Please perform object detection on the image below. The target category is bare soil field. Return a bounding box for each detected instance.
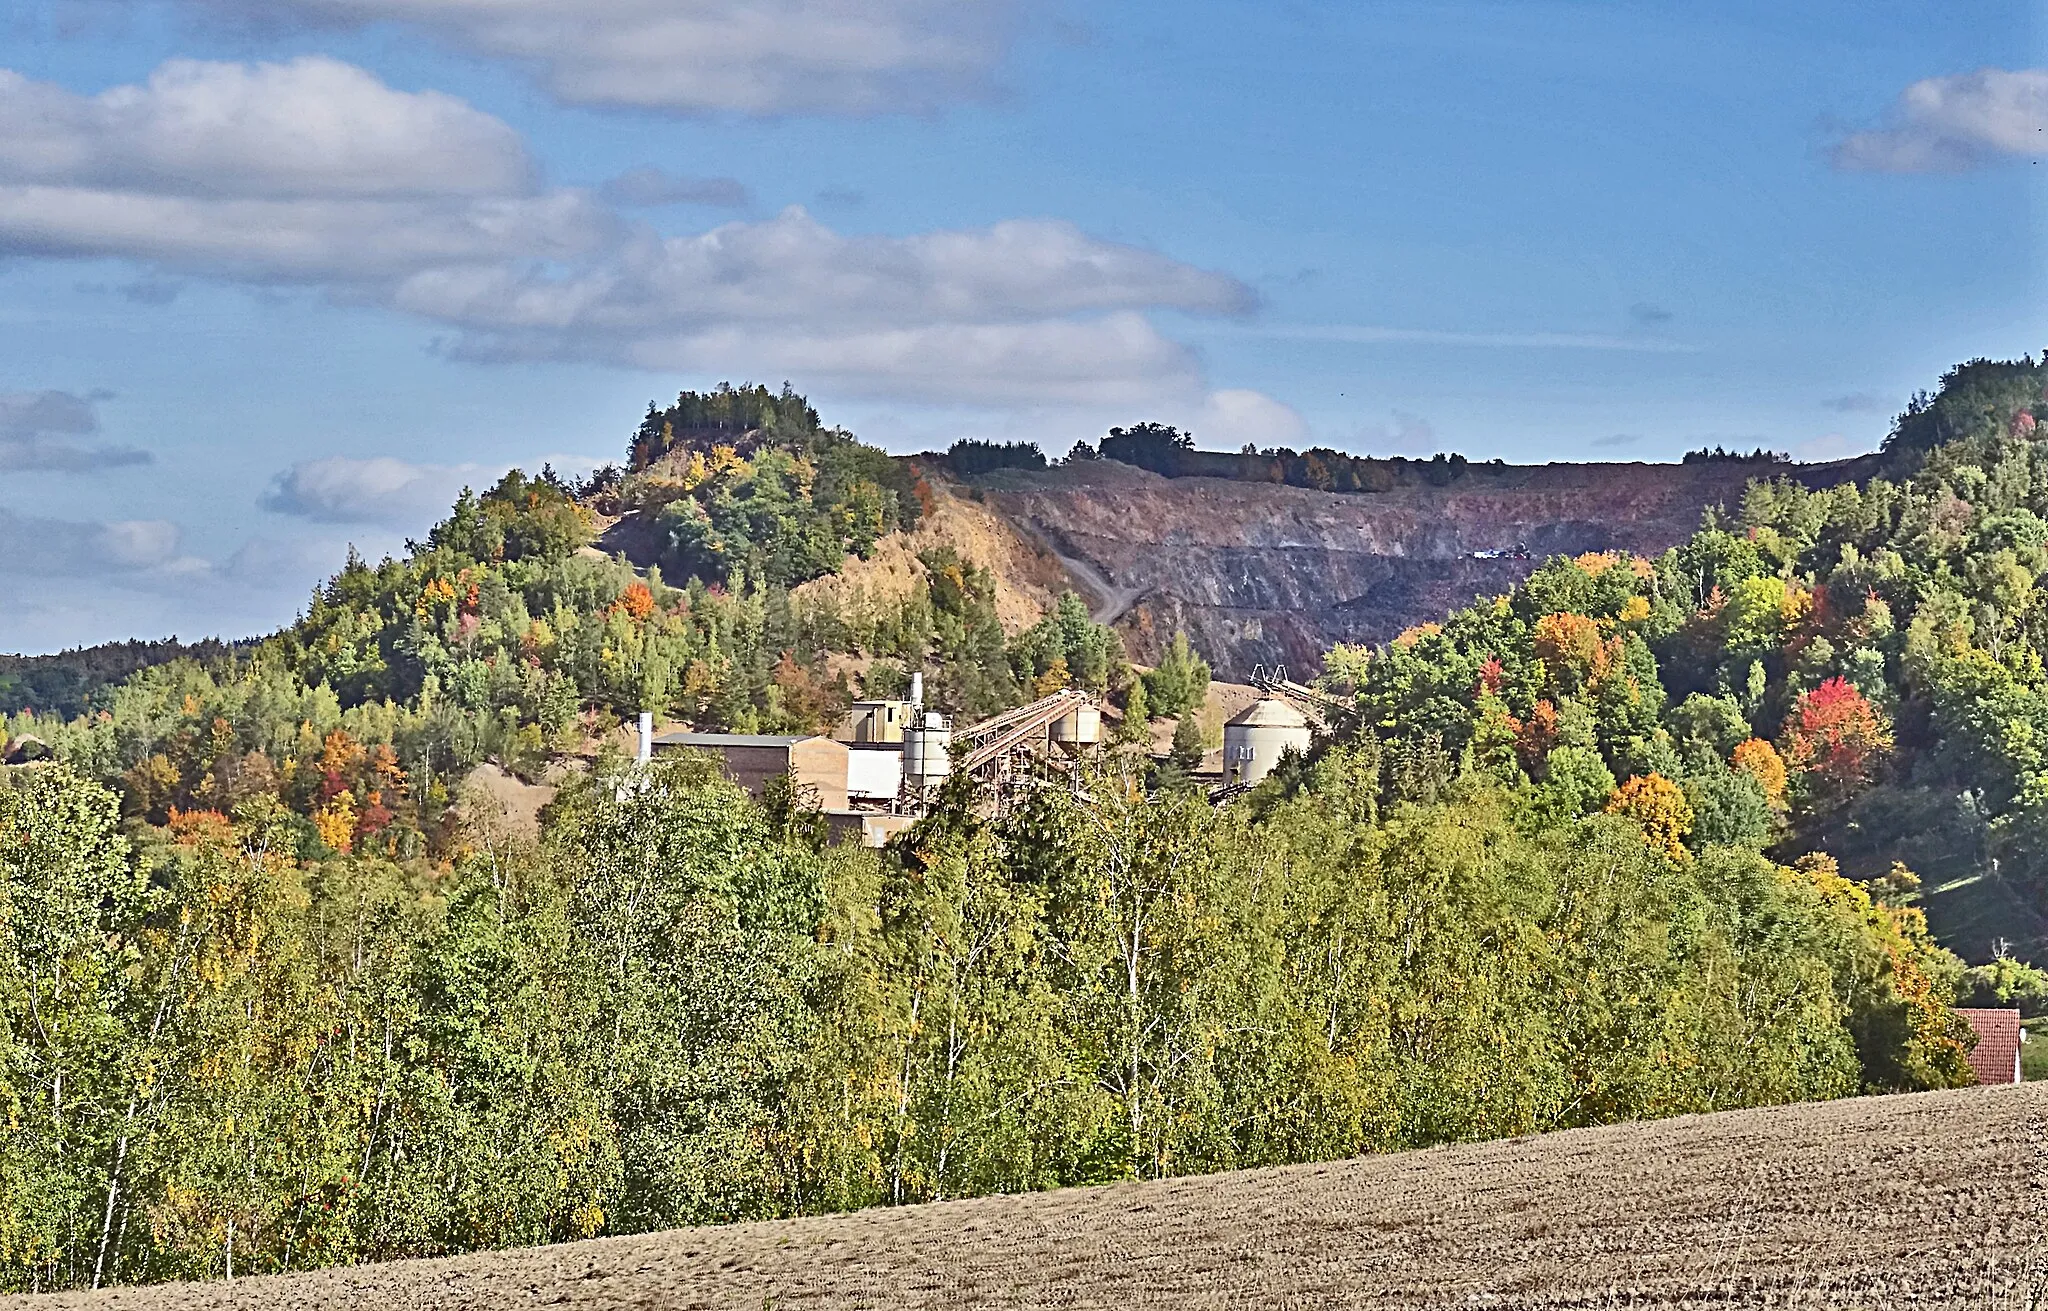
[18,1084,2045,1311]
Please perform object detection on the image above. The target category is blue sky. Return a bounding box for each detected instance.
[1,0,2043,653]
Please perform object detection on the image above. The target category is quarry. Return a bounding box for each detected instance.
[904,454,1877,677]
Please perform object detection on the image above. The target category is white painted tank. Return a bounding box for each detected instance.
[1222,697,1312,787]
[903,711,953,786]
[1049,703,1101,751]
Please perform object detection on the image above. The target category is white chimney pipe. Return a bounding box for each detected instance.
[910,672,924,711]
[637,711,653,764]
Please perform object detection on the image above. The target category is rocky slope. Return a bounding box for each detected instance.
[962,456,1874,677]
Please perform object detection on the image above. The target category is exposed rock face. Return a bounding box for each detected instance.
[969,457,1871,678]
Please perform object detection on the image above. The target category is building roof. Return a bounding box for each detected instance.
[1227,697,1311,729]
[1957,1008,2023,1085]
[652,732,817,749]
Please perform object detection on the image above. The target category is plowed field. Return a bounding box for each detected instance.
[18,1084,2046,1310]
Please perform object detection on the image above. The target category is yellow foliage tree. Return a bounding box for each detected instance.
[1034,656,1073,698]
[1573,551,1621,576]
[313,792,357,854]
[1732,737,1789,809]
[1605,773,1694,860]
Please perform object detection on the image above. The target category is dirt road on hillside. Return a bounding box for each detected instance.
[18,1085,2046,1310]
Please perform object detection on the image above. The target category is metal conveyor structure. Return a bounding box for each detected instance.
[957,687,1096,779]
[1248,664,1362,729]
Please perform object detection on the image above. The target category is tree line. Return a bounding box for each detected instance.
[0,736,1954,1292]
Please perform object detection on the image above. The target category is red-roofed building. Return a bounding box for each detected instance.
[1956,1009,2023,1085]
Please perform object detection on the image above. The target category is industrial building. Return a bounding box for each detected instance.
[650,731,852,811]
[839,700,914,744]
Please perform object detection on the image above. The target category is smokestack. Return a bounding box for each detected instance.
[910,672,924,711]
[637,711,653,765]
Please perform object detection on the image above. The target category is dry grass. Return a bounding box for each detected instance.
[18,1084,2045,1310]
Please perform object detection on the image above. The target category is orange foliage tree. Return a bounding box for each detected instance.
[1515,698,1560,770]
[1531,611,1613,691]
[613,581,656,622]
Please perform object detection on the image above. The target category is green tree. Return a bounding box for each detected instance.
[1144,632,1211,720]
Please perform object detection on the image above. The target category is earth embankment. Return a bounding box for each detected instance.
[20,1083,2043,1310]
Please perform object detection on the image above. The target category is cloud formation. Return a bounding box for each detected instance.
[193,0,1024,116]
[1197,389,1307,449]
[262,455,488,526]
[1834,67,2047,172]
[0,505,199,577]
[0,58,607,282]
[0,56,534,198]
[0,58,1252,408]
[400,208,1252,403]
[0,508,372,654]
[0,389,151,472]
[1353,410,1439,457]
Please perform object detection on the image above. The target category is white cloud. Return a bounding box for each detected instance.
[0,389,150,472]
[1834,67,2048,172]
[635,315,1207,407]
[262,455,489,526]
[0,59,1253,409]
[0,516,366,654]
[1195,389,1307,449]
[0,181,613,284]
[0,57,534,198]
[398,208,1251,404]
[1352,410,1439,457]
[395,209,1250,334]
[192,0,1024,116]
[0,506,201,577]
[0,59,607,283]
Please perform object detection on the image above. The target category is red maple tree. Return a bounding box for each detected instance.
[1781,677,1892,802]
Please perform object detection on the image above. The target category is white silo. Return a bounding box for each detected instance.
[903,710,953,791]
[1222,698,1313,787]
[1049,703,1101,755]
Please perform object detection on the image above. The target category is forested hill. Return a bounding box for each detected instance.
[1,358,2045,1295]
[0,639,239,722]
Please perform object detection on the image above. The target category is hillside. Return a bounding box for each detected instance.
[4,365,2043,1298]
[958,455,1877,677]
[18,1084,2042,1310]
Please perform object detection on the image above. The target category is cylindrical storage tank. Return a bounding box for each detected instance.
[904,712,953,786]
[1222,698,1313,787]
[1049,703,1101,751]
